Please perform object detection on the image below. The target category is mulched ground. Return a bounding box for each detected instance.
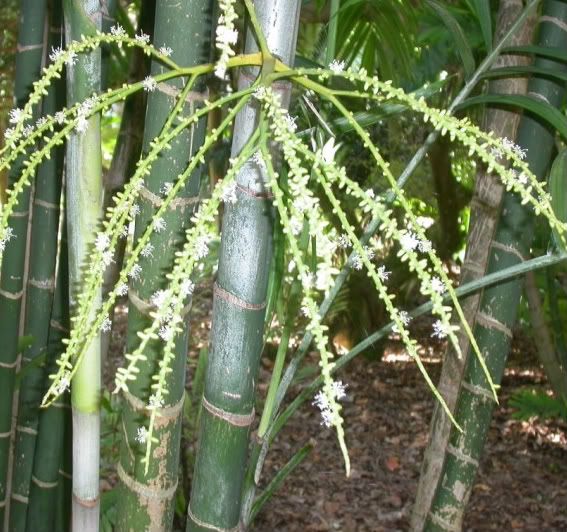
[106,290,567,532]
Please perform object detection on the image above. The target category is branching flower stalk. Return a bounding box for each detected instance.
[42,90,254,407]
[257,88,461,465]
[259,139,351,474]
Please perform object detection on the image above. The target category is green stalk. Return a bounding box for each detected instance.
[0,1,48,528]
[411,1,537,528]
[424,3,567,530]
[9,3,65,529]
[115,1,213,529]
[62,1,102,530]
[186,2,302,530]
[27,224,71,532]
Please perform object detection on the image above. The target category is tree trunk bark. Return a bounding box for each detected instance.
[411,2,536,529]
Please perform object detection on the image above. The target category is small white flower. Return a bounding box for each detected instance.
[36,117,47,128]
[129,264,142,280]
[159,46,173,57]
[159,325,175,342]
[221,182,238,204]
[332,381,347,400]
[352,253,363,270]
[377,265,390,282]
[253,86,268,100]
[180,279,195,297]
[431,319,448,339]
[301,305,310,317]
[289,216,303,236]
[9,108,25,125]
[337,234,350,249]
[430,276,445,293]
[4,128,16,141]
[100,317,112,332]
[320,408,333,427]
[153,217,166,233]
[194,235,209,259]
[365,188,376,199]
[418,238,432,253]
[54,111,65,124]
[135,426,148,444]
[56,370,72,394]
[116,282,128,296]
[135,32,150,45]
[49,46,64,63]
[66,50,78,66]
[75,114,89,134]
[160,182,173,195]
[130,204,141,217]
[313,390,329,411]
[150,289,169,308]
[400,231,419,252]
[284,114,297,132]
[142,76,157,92]
[392,311,411,334]
[102,250,114,268]
[95,233,110,252]
[110,24,126,37]
[148,394,164,409]
[141,243,154,257]
[329,59,346,74]
[23,125,33,136]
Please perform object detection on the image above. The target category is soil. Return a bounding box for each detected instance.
[105,290,567,532]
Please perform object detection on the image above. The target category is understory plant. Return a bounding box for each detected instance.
[0,0,566,530]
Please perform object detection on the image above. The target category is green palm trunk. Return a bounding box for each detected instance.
[101,0,156,362]
[62,0,103,529]
[424,2,567,530]
[27,227,71,532]
[0,0,48,527]
[115,1,212,529]
[187,2,302,530]
[411,2,536,528]
[9,3,65,529]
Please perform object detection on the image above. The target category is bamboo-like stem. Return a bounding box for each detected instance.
[9,1,65,528]
[411,2,537,528]
[27,223,71,532]
[62,1,103,530]
[186,2,301,531]
[424,3,567,530]
[0,1,48,528]
[100,0,156,362]
[115,1,213,529]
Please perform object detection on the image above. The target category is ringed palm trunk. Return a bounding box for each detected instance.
[411,2,536,529]
[27,228,71,532]
[423,2,567,530]
[100,0,156,362]
[186,2,302,530]
[115,1,213,529]
[0,0,48,527]
[9,3,65,529]
[63,0,103,529]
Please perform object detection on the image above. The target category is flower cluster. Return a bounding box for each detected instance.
[313,381,348,427]
[214,0,238,78]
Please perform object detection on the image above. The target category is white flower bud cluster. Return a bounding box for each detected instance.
[214,0,238,79]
